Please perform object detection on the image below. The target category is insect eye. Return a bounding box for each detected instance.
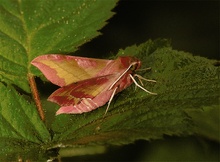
[130,63,138,71]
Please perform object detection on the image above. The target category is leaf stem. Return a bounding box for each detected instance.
[28,73,45,121]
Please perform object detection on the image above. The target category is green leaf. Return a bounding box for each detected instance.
[185,105,220,142]
[0,0,118,160]
[0,0,117,92]
[50,39,219,148]
[0,0,218,159]
[0,83,50,160]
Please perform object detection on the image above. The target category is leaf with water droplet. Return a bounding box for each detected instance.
[0,0,118,160]
[0,0,118,92]
[0,83,50,159]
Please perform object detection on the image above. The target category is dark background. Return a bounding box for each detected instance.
[64,0,219,161]
[76,0,219,59]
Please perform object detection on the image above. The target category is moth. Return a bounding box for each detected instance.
[31,55,156,115]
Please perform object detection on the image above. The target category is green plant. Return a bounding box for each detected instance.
[0,1,219,161]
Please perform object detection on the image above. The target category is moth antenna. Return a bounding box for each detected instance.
[129,74,157,95]
[104,87,118,116]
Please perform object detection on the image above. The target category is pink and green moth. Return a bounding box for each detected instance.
[31,55,156,115]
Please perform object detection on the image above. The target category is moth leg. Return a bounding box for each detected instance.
[104,87,118,115]
[136,67,152,72]
[129,74,157,95]
[133,74,156,92]
[134,74,157,83]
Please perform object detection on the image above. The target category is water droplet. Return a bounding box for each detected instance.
[95,126,101,131]
[66,20,68,24]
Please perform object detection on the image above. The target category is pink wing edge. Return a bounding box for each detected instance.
[31,54,113,87]
[55,90,114,115]
[46,74,118,115]
[31,55,69,87]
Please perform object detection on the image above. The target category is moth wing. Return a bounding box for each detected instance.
[31,54,113,87]
[56,90,115,115]
[48,74,119,107]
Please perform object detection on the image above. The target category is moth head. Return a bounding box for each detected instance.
[130,59,141,71]
[119,56,141,71]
